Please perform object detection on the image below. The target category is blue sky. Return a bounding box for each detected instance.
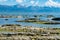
[0,0,60,7]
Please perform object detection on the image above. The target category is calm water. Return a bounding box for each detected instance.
[0,12,60,16]
[0,12,60,28]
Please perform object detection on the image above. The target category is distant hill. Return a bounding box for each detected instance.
[0,5,60,12]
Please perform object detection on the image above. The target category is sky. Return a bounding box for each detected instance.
[0,0,60,7]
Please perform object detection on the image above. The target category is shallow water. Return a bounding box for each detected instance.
[0,12,60,28]
[0,18,60,28]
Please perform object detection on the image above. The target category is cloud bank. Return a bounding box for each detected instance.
[0,0,60,7]
[16,0,60,7]
[16,0,42,7]
[16,0,23,3]
[45,0,60,7]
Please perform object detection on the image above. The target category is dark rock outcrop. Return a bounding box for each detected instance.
[52,18,60,21]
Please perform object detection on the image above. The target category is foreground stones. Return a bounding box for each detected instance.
[0,24,60,40]
[0,36,60,40]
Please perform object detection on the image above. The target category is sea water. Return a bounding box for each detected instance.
[0,12,60,28]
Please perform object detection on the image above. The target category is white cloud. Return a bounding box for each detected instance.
[33,1,40,6]
[16,0,23,3]
[28,1,41,7]
[45,0,60,7]
[16,0,36,7]
[30,0,35,4]
[16,0,44,7]
[0,0,7,2]
[16,0,60,7]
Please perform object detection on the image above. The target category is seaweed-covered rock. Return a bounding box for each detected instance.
[52,18,60,21]
[1,24,21,27]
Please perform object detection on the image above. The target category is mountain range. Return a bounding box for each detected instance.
[0,4,60,12]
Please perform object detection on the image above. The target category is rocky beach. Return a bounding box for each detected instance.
[0,24,60,40]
